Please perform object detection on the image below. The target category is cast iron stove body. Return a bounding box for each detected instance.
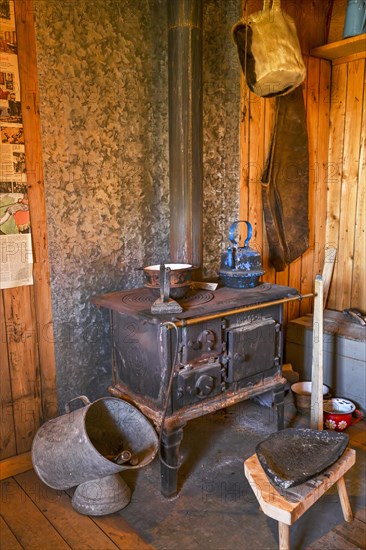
[92,283,299,497]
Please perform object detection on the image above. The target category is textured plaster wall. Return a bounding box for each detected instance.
[34,0,240,410]
[202,0,241,278]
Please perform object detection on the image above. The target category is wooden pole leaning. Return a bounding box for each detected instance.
[310,274,324,430]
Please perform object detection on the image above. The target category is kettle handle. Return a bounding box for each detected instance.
[229,220,252,247]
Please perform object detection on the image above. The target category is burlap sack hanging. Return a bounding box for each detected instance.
[232,0,306,98]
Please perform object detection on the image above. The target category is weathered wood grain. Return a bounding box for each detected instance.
[313,59,331,282]
[14,0,58,420]
[0,516,22,550]
[16,470,118,550]
[262,96,276,285]
[0,452,32,481]
[0,292,16,460]
[2,286,42,453]
[335,58,364,311]
[351,62,366,310]
[300,57,320,316]
[326,62,348,310]
[0,477,70,548]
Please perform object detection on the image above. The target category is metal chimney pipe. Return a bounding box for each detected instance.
[168,0,203,274]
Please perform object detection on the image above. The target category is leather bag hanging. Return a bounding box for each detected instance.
[261,88,309,271]
[232,0,306,98]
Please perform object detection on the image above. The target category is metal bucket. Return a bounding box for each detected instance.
[32,396,158,490]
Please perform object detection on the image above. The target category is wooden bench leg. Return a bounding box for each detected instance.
[337,476,353,522]
[278,522,290,550]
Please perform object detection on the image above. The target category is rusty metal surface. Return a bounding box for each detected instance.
[168,0,203,269]
[99,285,292,421]
[92,283,299,319]
[109,375,287,430]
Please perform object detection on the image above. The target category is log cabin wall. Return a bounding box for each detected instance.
[238,0,365,321]
[0,1,57,466]
[325,55,365,312]
[239,54,332,323]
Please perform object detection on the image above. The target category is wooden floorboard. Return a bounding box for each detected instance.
[15,470,118,549]
[307,506,366,550]
[0,469,155,549]
[0,477,70,549]
[355,507,366,523]
[3,470,364,550]
[0,515,23,549]
[1,420,364,549]
[333,517,366,549]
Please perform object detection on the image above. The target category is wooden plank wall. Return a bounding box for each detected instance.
[326,56,365,311]
[0,0,57,463]
[239,1,366,319]
[239,56,331,322]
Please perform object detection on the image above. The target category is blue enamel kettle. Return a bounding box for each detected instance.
[218,220,265,289]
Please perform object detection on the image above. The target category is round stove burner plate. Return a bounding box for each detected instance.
[254,283,273,292]
[180,290,215,308]
[120,288,214,310]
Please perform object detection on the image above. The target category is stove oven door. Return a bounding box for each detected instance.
[227,318,280,383]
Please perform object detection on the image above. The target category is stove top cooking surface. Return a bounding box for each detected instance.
[92,283,299,320]
[121,288,215,309]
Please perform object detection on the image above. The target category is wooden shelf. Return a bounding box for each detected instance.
[310,33,366,61]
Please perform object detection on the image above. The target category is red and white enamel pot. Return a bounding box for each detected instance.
[323,398,363,432]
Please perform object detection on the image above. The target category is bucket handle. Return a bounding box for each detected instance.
[65,395,91,414]
[229,220,252,248]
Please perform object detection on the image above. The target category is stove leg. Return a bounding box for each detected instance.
[160,424,185,498]
[273,385,285,430]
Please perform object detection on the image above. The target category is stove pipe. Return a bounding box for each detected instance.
[168,0,203,275]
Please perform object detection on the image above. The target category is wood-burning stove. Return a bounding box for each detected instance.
[92,282,302,497]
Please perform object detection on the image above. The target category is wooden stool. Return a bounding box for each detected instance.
[244,447,356,550]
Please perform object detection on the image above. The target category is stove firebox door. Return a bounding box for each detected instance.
[227,318,280,382]
[181,320,222,364]
[173,362,222,409]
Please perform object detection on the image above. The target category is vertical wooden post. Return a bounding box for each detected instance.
[14,0,58,420]
[311,274,324,430]
[168,0,203,272]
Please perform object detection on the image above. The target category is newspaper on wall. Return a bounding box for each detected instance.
[0,183,33,288]
[0,0,33,289]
